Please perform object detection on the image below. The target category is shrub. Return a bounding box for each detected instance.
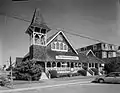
[49,70,57,78]
[57,72,73,77]
[77,69,87,76]
[90,68,99,75]
[71,72,79,76]
[14,61,43,81]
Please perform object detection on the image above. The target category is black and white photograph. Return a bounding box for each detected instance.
[0,0,120,93]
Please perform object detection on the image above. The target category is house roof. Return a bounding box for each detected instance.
[30,45,79,62]
[77,50,105,63]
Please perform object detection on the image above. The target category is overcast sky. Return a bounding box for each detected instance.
[0,0,120,66]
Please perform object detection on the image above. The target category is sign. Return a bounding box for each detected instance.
[56,55,79,60]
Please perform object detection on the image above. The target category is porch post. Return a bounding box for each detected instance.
[51,62,52,70]
[56,62,57,70]
[88,63,89,70]
[81,63,83,69]
[45,62,47,73]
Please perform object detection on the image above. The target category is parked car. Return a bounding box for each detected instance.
[92,72,120,84]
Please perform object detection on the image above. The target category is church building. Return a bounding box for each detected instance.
[16,8,105,76]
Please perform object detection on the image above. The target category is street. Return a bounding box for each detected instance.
[1,77,120,93]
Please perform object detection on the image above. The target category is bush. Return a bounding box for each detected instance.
[90,68,99,75]
[49,70,57,78]
[77,69,87,76]
[71,72,79,76]
[14,61,43,81]
[57,72,73,77]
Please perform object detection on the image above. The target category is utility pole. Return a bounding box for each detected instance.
[10,56,13,87]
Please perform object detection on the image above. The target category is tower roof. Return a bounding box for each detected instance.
[31,8,45,26]
[26,8,50,34]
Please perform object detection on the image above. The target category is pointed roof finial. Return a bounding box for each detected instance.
[31,8,45,26]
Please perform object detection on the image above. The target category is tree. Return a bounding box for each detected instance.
[14,60,43,81]
[104,61,120,74]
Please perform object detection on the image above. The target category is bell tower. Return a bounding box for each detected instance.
[25,8,50,46]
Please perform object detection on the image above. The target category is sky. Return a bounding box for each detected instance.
[0,0,120,66]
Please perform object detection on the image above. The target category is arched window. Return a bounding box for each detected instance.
[56,42,59,49]
[35,27,40,32]
[52,42,56,49]
[57,62,61,67]
[67,62,70,67]
[78,63,81,67]
[52,62,56,67]
[64,44,68,50]
[71,62,74,68]
[47,62,51,67]
[60,42,63,50]
[75,63,78,67]
[35,34,40,44]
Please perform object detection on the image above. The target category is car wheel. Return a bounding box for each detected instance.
[98,79,104,83]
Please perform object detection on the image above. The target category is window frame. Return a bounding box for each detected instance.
[51,42,68,52]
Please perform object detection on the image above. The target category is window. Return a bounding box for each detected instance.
[93,45,97,50]
[102,52,107,58]
[52,42,56,49]
[75,63,78,67]
[78,63,81,67]
[108,52,113,58]
[89,63,91,67]
[60,42,63,50]
[64,44,68,50]
[102,44,106,50]
[57,62,61,67]
[67,62,70,67]
[113,52,116,57]
[51,42,68,52]
[107,73,116,77]
[110,45,112,50]
[41,29,46,34]
[56,42,59,49]
[92,63,94,67]
[35,34,41,45]
[112,45,115,50]
[95,52,99,57]
[35,27,40,32]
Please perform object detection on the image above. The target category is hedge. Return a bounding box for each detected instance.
[77,69,87,76]
[49,70,57,78]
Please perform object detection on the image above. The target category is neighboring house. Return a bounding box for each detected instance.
[77,49,105,74]
[77,43,118,59]
[16,8,105,75]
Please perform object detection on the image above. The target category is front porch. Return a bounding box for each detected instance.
[43,61,104,75]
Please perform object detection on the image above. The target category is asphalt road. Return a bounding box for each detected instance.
[1,77,120,93]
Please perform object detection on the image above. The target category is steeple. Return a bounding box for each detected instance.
[26,8,50,46]
[31,8,45,26]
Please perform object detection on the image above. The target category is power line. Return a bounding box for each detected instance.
[0,12,119,46]
[0,12,31,22]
